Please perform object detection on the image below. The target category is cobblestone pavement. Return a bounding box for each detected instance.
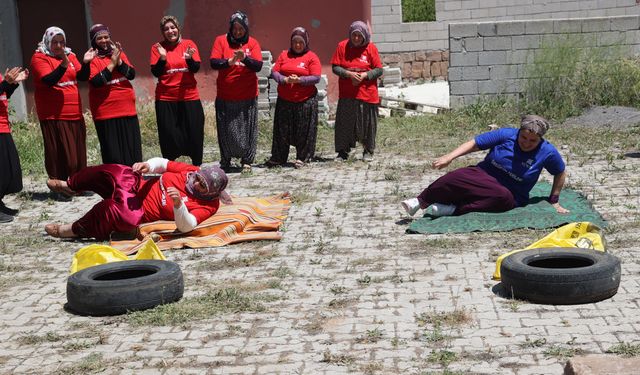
[1,147,639,374]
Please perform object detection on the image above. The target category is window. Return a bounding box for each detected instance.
[402,0,436,22]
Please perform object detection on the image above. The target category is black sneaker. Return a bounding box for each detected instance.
[0,211,14,223]
[0,201,18,216]
[334,151,349,161]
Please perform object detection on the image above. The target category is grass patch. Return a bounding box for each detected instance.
[194,250,278,271]
[52,353,107,375]
[606,342,640,357]
[125,287,267,326]
[17,332,63,345]
[321,349,356,366]
[415,308,473,328]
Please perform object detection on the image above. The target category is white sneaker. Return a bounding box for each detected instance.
[429,203,456,217]
[401,198,421,216]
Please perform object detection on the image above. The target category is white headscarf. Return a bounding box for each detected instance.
[37,26,72,56]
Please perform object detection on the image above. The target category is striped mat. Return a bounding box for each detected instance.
[111,193,291,254]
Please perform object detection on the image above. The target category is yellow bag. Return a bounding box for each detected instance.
[492,222,605,280]
[70,239,166,274]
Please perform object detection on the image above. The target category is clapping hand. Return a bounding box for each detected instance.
[83,48,97,63]
[285,74,301,84]
[184,46,196,59]
[4,67,29,84]
[132,162,150,174]
[155,43,167,59]
[111,42,122,65]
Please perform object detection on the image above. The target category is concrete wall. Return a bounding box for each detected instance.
[0,0,27,121]
[448,15,640,108]
[372,0,640,53]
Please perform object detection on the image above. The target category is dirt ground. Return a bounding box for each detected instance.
[1,109,640,374]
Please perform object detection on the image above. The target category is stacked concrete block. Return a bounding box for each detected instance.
[257,51,273,116]
[448,15,640,108]
[382,67,402,87]
[316,74,329,121]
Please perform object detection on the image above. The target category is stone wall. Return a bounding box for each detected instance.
[448,15,640,108]
[371,0,640,53]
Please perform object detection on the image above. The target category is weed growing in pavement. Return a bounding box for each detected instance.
[194,250,278,271]
[355,327,384,344]
[17,332,63,345]
[328,297,358,309]
[415,308,473,328]
[360,361,384,374]
[606,342,640,357]
[543,344,583,359]
[62,340,97,352]
[519,337,547,348]
[321,349,356,367]
[124,287,268,326]
[270,266,294,279]
[427,349,458,366]
[52,353,109,375]
[290,190,316,204]
[330,285,348,295]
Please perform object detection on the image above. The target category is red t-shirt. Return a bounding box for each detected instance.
[210,35,262,101]
[330,40,382,104]
[149,39,201,101]
[139,161,219,223]
[0,74,10,133]
[272,50,321,103]
[89,52,137,120]
[30,52,83,120]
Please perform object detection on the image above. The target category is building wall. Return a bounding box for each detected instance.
[371,0,640,82]
[0,0,28,121]
[448,15,640,108]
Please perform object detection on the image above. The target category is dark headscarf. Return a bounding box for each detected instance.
[289,27,309,56]
[348,20,370,48]
[160,15,182,44]
[520,115,550,137]
[185,165,229,201]
[89,24,113,57]
[227,11,249,46]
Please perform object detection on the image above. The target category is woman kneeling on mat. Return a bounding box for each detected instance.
[44,158,232,240]
[401,115,569,217]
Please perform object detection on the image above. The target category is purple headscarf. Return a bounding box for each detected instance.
[348,20,370,48]
[89,24,113,57]
[185,165,229,201]
[227,11,249,45]
[289,27,310,55]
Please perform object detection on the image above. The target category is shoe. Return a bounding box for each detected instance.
[401,198,421,216]
[265,159,282,168]
[242,164,252,173]
[294,160,305,169]
[0,211,14,223]
[335,151,349,161]
[44,223,77,238]
[0,201,18,216]
[51,192,73,202]
[47,178,76,196]
[362,151,374,162]
[428,203,456,217]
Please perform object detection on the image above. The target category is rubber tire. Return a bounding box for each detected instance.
[66,260,184,316]
[500,248,621,305]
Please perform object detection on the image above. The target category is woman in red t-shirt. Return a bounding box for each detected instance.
[150,16,205,166]
[330,21,383,162]
[0,67,29,223]
[84,24,142,166]
[30,26,89,200]
[210,11,263,172]
[266,27,321,169]
[44,158,232,240]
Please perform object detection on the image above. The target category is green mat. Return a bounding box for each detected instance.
[407,182,607,234]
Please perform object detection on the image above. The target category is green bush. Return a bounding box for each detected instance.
[402,0,436,22]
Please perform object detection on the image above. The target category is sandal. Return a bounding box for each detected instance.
[294,160,305,169]
[242,164,252,173]
[265,160,282,168]
[47,179,76,196]
[45,223,77,238]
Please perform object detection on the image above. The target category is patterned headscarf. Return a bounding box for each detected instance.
[37,26,71,56]
[348,21,370,48]
[89,24,113,57]
[227,11,249,45]
[160,15,182,44]
[521,115,550,137]
[289,27,309,55]
[185,165,229,201]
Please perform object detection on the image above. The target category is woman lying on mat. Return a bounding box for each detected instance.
[44,158,232,240]
[401,115,569,217]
